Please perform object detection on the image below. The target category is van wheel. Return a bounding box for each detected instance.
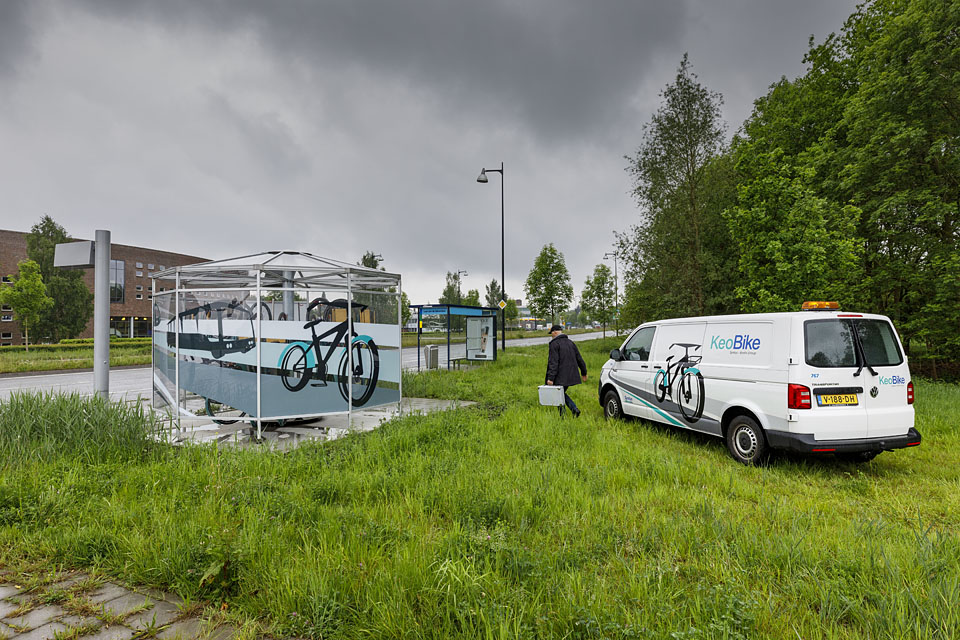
[836,451,879,464]
[603,390,623,420]
[726,415,768,465]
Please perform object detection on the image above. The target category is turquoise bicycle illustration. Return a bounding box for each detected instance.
[278,297,380,406]
[653,342,705,423]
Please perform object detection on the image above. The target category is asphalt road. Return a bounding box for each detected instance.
[0,331,611,403]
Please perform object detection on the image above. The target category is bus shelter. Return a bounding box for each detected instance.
[152,251,402,438]
[411,304,498,370]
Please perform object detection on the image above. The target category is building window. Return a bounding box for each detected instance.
[159,265,166,270]
[1,276,11,283]
[1,332,12,339]
[136,270,143,277]
[0,343,10,347]
[1,315,11,322]
[110,259,125,303]
[0,305,11,311]
[136,262,143,268]
[136,285,143,292]
[136,294,143,300]
[148,263,154,270]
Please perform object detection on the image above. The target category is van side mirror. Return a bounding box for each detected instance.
[609,348,622,361]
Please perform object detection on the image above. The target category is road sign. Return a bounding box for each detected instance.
[498,300,507,310]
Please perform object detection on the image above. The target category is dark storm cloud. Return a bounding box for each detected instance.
[75,0,687,144]
[0,1,35,78]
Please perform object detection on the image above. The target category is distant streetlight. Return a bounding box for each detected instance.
[603,251,619,336]
[456,269,468,304]
[477,162,505,351]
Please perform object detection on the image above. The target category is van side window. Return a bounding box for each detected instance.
[623,327,655,361]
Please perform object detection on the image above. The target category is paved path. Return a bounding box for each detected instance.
[0,569,244,639]
[0,332,610,402]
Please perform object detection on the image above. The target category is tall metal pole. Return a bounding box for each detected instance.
[500,161,505,353]
[93,230,110,399]
[477,162,506,352]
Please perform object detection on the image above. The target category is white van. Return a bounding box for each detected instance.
[598,302,921,465]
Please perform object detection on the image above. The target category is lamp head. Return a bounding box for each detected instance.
[476,169,488,183]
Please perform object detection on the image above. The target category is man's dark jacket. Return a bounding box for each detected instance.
[545,333,587,387]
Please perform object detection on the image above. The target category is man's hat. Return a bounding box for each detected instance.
[548,324,563,334]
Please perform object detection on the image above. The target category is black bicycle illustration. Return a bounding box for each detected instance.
[278,297,380,406]
[168,297,265,359]
[653,342,705,423]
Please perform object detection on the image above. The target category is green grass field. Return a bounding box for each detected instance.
[1,338,957,639]
[0,342,151,374]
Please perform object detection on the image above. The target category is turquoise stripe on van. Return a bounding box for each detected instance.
[623,389,685,427]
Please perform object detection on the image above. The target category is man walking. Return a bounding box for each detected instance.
[545,324,588,417]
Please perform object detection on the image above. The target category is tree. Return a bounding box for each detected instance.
[0,260,53,351]
[438,271,462,305]
[724,149,861,311]
[484,279,503,308]
[462,288,481,308]
[622,54,736,321]
[524,244,573,323]
[358,251,384,270]
[504,299,519,326]
[581,263,615,337]
[25,216,93,342]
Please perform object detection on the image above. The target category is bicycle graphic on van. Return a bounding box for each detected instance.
[654,342,705,423]
[277,296,380,407]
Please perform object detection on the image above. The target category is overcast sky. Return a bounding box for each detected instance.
[0,0,857,306]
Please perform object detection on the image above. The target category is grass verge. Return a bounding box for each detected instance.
[1,339,957,639]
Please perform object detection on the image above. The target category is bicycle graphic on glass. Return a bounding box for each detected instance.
[278,296,380,407]
[653,342,705,423]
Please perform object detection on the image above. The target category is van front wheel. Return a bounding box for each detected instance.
[726,415,768,465]
[603,390,623,420]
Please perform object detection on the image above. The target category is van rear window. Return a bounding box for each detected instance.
[805,319,903,368]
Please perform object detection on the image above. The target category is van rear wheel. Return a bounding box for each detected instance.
[726,415,768,465]
[603,390,623,420]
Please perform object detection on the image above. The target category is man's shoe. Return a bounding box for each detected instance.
[572,409,581,418]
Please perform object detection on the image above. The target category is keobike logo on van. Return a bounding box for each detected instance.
[879,375,906,385]
[709,334,761,352]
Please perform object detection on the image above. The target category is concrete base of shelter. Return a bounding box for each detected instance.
[156,397,473,450]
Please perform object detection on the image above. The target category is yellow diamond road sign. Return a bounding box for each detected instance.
[498,300,507,310]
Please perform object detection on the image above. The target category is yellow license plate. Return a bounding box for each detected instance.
[818,393,859,406]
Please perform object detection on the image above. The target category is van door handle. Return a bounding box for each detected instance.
[640,365,648,369]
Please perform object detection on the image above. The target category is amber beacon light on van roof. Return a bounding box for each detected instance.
[801,301,840,311]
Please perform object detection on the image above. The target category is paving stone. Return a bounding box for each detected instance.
[14,620,70,639]
[126,599,181,630]
[132,586,166,601]
[48,573,90,591]
[157,617,204,639]
[100,592,153,617]
[6,592,32,606]
[59,613,102,629]
[81,624,137,640]
[87,582,131,604]
[0,621,16,636]
[204,623,238,640]
[0,584,23,599]
[0,598,20,618]
[5,604,66,630]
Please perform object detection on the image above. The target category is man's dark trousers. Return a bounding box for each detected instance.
[558,386,580,416]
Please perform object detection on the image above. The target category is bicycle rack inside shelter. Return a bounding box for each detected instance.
[151,251,403,440]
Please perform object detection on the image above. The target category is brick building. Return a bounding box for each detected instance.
[1,229,207,346]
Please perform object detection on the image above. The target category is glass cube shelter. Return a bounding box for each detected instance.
[152,251,402,437]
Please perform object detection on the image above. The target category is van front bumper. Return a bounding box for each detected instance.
[766,428,922,454]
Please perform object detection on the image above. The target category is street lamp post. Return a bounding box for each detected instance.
[603,251,619,336]
[456,269,468,304]
[477,162,505,351]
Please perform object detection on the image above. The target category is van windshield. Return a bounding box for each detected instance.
[804,319,903,368]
